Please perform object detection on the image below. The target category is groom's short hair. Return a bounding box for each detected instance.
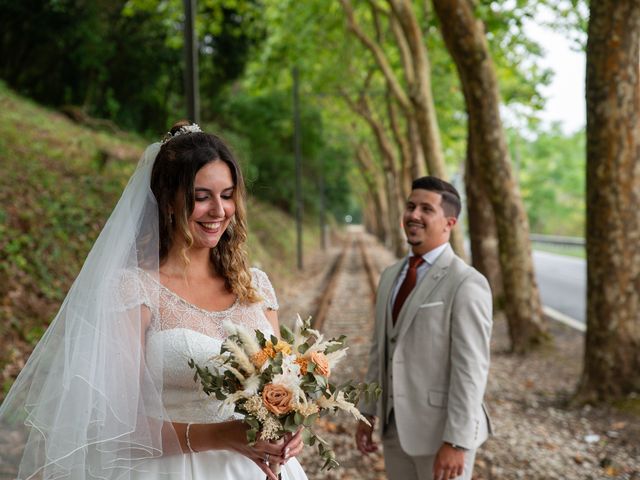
[411,176,461,219]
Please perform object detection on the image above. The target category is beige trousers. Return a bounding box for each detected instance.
[382,415,477,480]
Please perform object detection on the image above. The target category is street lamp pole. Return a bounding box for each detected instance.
[293,66,303,270]
[184,0,200,124]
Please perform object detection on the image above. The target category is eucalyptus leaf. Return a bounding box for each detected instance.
[280,324,295,343]
[303,413,318,427]
[301,427,314,445]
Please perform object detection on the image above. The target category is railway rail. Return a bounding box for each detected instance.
[301,231,393,479]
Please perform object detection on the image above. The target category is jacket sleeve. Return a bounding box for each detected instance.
[442,270,493,448]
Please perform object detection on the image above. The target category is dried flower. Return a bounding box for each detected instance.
[295,357,309,375]
[262,383,294,415]
[272,339,292,355]
[310,351,331,377]
[251,349,271,369]
[294,402,319,417]
[260,415,282,441]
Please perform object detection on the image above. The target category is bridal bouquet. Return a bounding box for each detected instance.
[189,315,380,472]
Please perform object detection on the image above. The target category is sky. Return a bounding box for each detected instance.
[525,16,586,134]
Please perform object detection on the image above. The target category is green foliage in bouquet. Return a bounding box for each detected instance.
[189,315,381,470]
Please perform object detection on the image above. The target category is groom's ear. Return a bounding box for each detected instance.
[445,216,457,231]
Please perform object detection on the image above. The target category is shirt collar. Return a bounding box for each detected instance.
[409,242,448,266]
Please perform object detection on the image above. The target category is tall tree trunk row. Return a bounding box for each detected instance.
[355,143,392,245]
[432,0,548,353]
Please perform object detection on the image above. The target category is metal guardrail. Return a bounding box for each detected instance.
[530,234,585,247]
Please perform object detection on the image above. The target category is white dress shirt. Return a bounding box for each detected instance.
[390,242,449,306]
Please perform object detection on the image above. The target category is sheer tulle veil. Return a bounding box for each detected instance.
[0,142,184,479]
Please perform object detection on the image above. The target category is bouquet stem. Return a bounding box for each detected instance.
[268,462,282,479]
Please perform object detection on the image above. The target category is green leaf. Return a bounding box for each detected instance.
[246,427,258,445]
[303,413,318,427]
[302,428,316,446]
[313,374,327,389]
[283,413,298,432]
[246,416,260,431]
[280,324,295,343]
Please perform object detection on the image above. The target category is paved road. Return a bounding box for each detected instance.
[533,250,586,324]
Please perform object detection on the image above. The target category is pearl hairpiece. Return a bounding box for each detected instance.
[163,123,203,143]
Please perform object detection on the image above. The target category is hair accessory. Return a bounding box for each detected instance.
[163,123,202,143]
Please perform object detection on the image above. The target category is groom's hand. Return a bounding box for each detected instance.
[355,416,378,454]
[433,443,465,479]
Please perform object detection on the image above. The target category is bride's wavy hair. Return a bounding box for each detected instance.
[151,121,260,304]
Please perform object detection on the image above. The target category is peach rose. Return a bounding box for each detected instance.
[262,383,294,415]
[310,351,330,377]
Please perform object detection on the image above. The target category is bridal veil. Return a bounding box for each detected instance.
[0,143,184,479]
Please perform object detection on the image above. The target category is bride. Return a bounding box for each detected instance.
[0,122,307,480]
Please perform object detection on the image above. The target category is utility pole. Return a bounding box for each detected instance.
[319,163,327,250]
[184,0,200,124]
[293,66,303,270]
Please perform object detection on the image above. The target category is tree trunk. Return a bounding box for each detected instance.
[387,0,445,178]
[577,0,640,401]
[386,0,467,260]
[408,119,426,179]
[386,90,412,199]
[362,193,384,242]
[340,0,466,259]
[433,0,548,353]
[466,128,504,306]
[388,10,426,181]
[355,143,391,245]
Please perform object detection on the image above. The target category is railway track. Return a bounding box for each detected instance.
[312,233,380,331]
[301,230,396,480]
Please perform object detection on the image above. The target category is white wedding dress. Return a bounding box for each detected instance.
[119,267,308,480]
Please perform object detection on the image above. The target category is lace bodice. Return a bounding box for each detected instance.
[118,268,278,423]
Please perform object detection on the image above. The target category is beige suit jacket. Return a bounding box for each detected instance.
[361,244,493,456]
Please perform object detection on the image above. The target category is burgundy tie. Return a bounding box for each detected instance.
[392,256,425,324]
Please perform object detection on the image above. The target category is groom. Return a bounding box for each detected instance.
[356,176,493,480]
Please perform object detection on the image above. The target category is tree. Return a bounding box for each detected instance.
[577,0,640,401]
[339,69,407,256]
[354,142,392,244]
[339,0,467,259]
[432,0,549,353]
[514,126,586,236]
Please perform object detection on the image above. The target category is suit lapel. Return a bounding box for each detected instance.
[397,245,454,339]
[379,260,405,323]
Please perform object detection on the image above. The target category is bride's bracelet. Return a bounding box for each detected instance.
[186,423,197,453]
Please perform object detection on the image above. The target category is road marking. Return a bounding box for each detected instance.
[543,306,586,332]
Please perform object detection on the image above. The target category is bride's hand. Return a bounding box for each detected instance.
[281,428,304,462]
[207,421,285,480]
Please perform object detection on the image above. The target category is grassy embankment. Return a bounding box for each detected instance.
[0,82,321,397]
